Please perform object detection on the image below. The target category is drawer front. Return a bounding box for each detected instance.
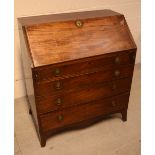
[37,77,132,114]
[35,65,134,96]
[40,93,130,132]
[33,51,136,82]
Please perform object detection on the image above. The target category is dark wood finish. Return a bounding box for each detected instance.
[20,11,136,67]
[33,51,135,82]
[40,93,129,132]
[35,65,134,97]
[36,77,132,114]
[18,10,137,147]
[18,10,121,26]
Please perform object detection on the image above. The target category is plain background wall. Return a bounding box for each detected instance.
[14,0,141,99]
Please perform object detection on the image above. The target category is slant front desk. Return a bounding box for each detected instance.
[18,9,137,147]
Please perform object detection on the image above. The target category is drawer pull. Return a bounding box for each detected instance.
[54,68,60,76]
[112,100,116,107]
[114,56,120,64]
[114,70,120,77]
[112,84,117,90]
[56,98,63,106]
[57,115,64,121]
[55,81,61,90]
[75,20,83,28]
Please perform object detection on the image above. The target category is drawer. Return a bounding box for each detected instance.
[36,77,132,114]
[35,65,134,96]
[40,93,130,132]
[33,51,136,82]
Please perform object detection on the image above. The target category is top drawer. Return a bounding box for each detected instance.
[33,51,136,82]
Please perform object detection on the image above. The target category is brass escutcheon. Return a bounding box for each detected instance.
[114,70,120,77]
[57,115,64,121]
[54,68,60,76]
[55,81,61,90]
[56,98,62,105]
[112,100,116,107]
[114,56,120,64]
[112,84,117,90]
[75,20,83,28]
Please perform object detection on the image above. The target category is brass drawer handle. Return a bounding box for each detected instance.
[75,20,83,28]
[112,100,117,107]
[54,68,60,76]
[112,84,117,90]
[114,56,120,64]
[114,70,120,77]
[57,115,64,121]
[56,98,63,106]
[55,81,61,90]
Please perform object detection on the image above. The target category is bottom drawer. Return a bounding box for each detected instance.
[40,93,130,132]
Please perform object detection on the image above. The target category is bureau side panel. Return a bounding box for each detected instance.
[18,23,39,130]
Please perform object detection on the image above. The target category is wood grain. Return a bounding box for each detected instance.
[18,9,121,26]
[33,50,135,82]
[40,92,130,132]
[19,10,137,147]
[35,65,134,97]
[36,77,132,114]
[23,13,136,67]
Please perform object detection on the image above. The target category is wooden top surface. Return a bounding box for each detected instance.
[19,10,136,67]
[18,10,121,26]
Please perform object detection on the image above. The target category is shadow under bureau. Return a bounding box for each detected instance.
[18,9,137,147]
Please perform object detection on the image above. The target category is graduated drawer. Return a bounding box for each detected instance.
[36,77,132,114]
[35,65,134,96]
[40,93,130,132]
[33,51,135,82]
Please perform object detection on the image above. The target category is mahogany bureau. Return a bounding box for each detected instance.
[18,9,137,147]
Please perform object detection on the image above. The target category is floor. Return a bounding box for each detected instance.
[15,65,141,155]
